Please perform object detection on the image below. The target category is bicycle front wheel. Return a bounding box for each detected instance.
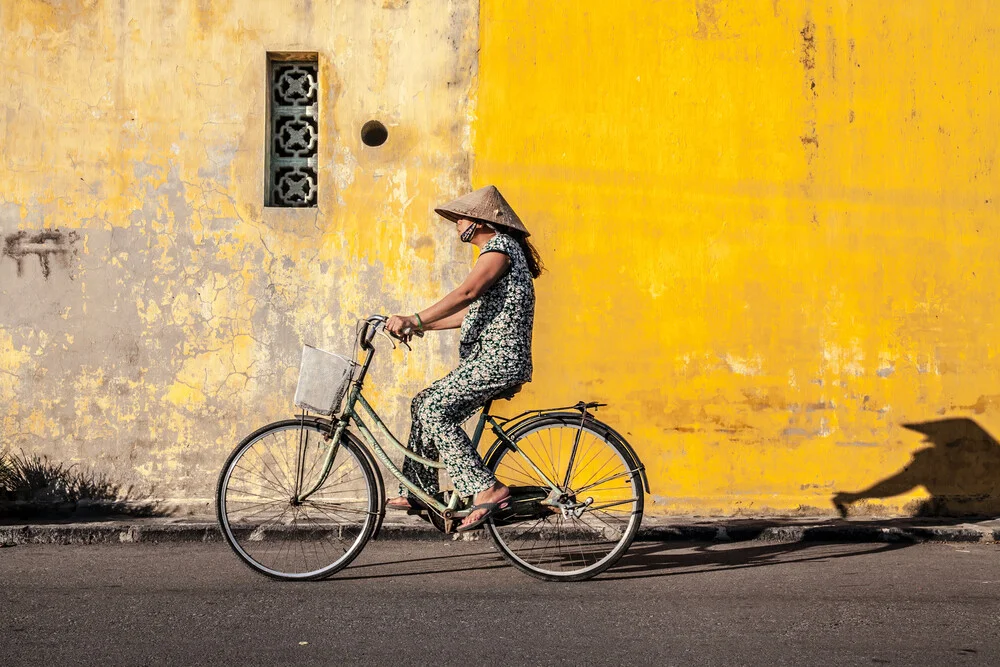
[216,419,378,581]
[484,415,644,581]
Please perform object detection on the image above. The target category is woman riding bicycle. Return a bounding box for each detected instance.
[385,185,544,532]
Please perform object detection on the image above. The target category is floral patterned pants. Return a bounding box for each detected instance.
[399,357,520,498]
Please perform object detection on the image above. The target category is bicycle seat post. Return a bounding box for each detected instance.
[470,400,494,448]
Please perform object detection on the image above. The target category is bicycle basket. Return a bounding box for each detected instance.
[293,344,359,416]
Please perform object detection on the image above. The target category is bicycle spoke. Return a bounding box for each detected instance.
[225,498,287,518]
[235,457,290,497]
[574,450,622,491]
[498,454,539,484]
[307,500,370,514]
[573,469,635,494]
[586,497,640,512]
[225,481,287,502]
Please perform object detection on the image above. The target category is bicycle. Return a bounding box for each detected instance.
[216,315,649,582]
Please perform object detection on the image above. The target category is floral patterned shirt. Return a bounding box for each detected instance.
[458,233,535,382]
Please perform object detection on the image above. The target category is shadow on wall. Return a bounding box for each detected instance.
[0,450,167,519]
[833,418,1000,518]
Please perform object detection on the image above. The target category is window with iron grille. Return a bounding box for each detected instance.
[267,55,318,207]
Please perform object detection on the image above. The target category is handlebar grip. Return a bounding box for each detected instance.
[360,315,386,349]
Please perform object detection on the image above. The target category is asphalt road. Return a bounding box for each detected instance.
[3,538,1000,666]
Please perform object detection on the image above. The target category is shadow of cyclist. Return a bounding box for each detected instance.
[832,418,1000,517]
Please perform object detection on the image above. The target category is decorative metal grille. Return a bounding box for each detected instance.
[269,61,318,207]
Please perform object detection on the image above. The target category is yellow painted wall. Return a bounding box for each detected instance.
[475,1,1000,515]
[0,0,479,513]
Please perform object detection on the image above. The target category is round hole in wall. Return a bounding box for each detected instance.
[361,120,388,147]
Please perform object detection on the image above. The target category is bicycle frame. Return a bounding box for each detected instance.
[295,319,568,518]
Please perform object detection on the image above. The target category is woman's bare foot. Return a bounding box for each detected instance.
[460,482,511,529]
[385,496,414,510]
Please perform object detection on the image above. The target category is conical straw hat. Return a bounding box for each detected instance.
[434,185,530,236]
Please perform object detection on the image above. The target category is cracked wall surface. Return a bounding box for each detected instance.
[4,0,1000,518]
[0,0,479,513]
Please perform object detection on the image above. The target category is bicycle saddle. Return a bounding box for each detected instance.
[493,384,524,401]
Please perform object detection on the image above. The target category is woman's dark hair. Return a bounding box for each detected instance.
[507,229,544,279]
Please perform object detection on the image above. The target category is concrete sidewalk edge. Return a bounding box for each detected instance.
[2,518,998,546]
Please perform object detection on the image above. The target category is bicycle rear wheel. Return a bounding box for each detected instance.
[483,414,644,581]
[216,419,378,581]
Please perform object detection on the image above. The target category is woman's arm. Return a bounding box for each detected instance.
[387,251,509,337]
[422,307,468,331]
[420,251,509,322]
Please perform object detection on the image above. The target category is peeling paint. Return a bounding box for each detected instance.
[0,0,479,513]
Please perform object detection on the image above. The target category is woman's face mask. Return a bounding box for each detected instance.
[459,220,477,243]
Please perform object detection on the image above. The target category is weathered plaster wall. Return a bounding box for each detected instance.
[5,0,999,518]
[0,0,479,512]
[475,1,1000,515]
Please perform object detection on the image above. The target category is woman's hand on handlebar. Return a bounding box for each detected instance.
[386,314,420,342]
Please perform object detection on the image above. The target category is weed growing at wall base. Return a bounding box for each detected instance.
[0,450,164,519]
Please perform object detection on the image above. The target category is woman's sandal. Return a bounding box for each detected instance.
[455,495,512,533]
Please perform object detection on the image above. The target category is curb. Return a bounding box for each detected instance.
[0,523,223,546]
[1,519,998,546]
[641,523,1000,544]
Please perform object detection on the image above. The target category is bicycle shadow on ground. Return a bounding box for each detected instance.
[603,540,910,581]
[338,540,909,582]
[335,544,507,580]
[832,418,1000,518]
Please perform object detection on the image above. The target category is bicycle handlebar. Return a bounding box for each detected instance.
[360,315,386,349]
[359,315,422,352]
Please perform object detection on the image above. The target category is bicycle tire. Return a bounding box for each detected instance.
[483,414,644,582]
[216,419,379,581]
